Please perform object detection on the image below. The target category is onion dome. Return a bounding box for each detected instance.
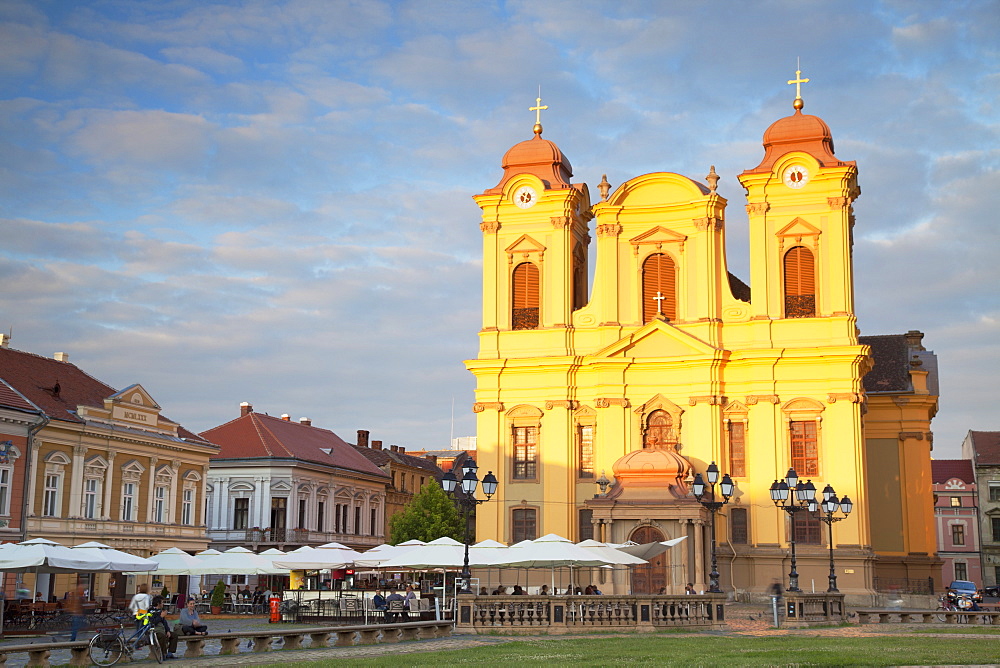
[484,127,573,195]
[606,440,692,500]
[746,98,842,173]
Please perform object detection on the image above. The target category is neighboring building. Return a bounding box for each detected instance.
[0,341,217,600]
[465,80,939,598]
[352,431,444,535]
[931,459,980,585]
[962,430,1000,590]
[202,404,389,553]
[405,448,477,473]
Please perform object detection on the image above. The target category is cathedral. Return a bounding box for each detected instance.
[465,74,940,599]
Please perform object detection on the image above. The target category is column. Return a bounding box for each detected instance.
[693,519,705,591]
[69,444,87,518]
[309,485,318,533]
[102,451,117,520]
[199,466,209,527]
[145,456,158,523]
[252,477,264,528]
[260,477,272,530]
[26,445,40,517]
[167,460,180,525]
[287,479,299,532]
[211,477,224,530]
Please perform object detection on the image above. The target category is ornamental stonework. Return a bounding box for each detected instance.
[827,393,862,403]
[745,394,780,405]
[596,223,622,238]
[688,395,726,406]
[692,217,724,232]
[472,402,504,413]
[545,400,578,410]
[550,216,570,229]
[595,398,630,408]
[745,202,770,215]
[480,220,501,233]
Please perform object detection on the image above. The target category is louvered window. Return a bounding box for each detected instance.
[642,253,676,322]
[645,409,677,449]
[790,420,819,477]
[512,262,539,330]
[513,426,538,480]
[783,246,816,317]
[728,421,746,477]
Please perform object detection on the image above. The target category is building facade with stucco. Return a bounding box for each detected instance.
[466,79,939,599]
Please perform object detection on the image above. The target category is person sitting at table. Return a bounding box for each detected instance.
[177,598,208,636]
[240,585,252,599]
[511,585,525,595]
[403,585,417,617]
[492,585,506,595]
[372,592,387,611]
[479,587,489,596]
[385,590,405,622]
[539,585,550,595]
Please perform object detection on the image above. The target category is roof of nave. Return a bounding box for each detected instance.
[352,443,443,476]
[967,431,1000,466]
[860,332,938,396]
[931,459,975,484]
[203,411,388,478]
[0,346,207,443]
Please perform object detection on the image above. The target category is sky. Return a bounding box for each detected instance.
[0,0,997,459]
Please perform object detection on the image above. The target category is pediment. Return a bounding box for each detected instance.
[629,226,687,248]
[270,480,292,492]
[505,234,546,257]
[108,384,161,410]
[723,400,749,414]
[777,217,821,239]
[594,319,718,359]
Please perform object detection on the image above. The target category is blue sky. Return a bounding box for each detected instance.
[1,0,997,458]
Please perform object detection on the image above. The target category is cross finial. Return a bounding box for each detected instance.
[529,87,548,135]
[787,59,809,110]
[654,291,666,316]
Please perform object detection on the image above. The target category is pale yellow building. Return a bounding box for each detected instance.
[466,83,939,599]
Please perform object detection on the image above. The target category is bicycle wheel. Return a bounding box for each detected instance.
[148,632,164,664]
[89,633,125,667]
[935,606,949,623]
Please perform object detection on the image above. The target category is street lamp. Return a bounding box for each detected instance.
[440,459,499,594]
[769,467,816,592]
[815,486,853,592]
[692,461,736,593]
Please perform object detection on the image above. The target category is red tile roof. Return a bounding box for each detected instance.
[202,412,389,479]
[0,347,210,444]
[0,377,41,415]
[931,459,974,484]
[969,431,1000,466]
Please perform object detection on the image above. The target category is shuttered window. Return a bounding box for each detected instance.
[728,421,746,478]
[577,425,594,478]
[642,253,676,322]
[783,246,816,317]
[512,262,539,329]
[790,420,819,477]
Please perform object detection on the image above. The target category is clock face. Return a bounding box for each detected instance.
[783,165,810,189]
[514,185,537,209]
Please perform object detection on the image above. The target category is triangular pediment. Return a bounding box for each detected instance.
[777,217,821,239]
[629,226,687,247]
[108,383,161,410]
[505,234,546,256]
[594,319,718,359]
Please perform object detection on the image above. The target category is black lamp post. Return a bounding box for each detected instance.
[440,458,498,594]
[769,468,815,592]
[815,484,853,592]
[692,461,736,593]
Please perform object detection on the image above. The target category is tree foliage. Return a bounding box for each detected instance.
[388,480,464,545]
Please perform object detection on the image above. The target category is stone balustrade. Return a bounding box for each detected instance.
[456,594,726,634]
[855,609,1000,625]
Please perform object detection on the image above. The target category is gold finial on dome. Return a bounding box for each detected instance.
[529,88,548,135]
[787,60,810,111]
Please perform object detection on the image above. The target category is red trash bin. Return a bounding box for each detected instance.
[269,596,281,623]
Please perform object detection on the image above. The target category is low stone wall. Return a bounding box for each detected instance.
[456,594,727,635]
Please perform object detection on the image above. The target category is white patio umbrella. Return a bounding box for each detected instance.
[271,544,362,570]
[495,534,620,568]
[71,541,157,572]
[575,539,648,565]
[0,538,112,573]
[352,540,425,568]
[189,547,289,575]
[377,537,481,570]
[612,536,687,560]
[135,547,204,575]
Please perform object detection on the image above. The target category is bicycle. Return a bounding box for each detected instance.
[89,615,165,666]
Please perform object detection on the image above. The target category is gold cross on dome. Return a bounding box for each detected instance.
[530,93,548,125]
[787,66,810,100]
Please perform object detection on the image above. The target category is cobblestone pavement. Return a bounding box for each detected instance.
[3,604,999,666]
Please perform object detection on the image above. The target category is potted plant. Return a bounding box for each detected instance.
[210,580,227,615]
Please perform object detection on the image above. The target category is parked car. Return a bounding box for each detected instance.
[947,580,983,603]
[983,585,1000,598]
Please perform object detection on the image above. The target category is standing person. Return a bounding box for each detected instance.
[128,584,151,631]
[68,583,86,641]
[177,598,208,636]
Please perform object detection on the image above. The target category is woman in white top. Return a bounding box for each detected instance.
[128,583,151,630]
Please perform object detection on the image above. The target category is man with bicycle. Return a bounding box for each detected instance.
[142,595,178,659]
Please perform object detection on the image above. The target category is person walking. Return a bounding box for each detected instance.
[128,584,151,631]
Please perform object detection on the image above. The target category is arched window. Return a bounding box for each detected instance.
[644,409,677,449]
[642,253,676,322]
[783,246,815,317]
[512,262,539,330]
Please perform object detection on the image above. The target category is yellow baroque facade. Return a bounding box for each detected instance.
[466,90,939,599]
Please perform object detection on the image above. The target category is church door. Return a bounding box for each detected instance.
[629,526,668,594]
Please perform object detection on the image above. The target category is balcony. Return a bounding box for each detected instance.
[209,527,383,549]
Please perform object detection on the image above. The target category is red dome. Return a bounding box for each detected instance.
[484,132,573,194]
[744,107,844,174]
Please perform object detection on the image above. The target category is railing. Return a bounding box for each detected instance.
[782,592,846,626]
[209,529,383,548]
[872,577,935,595]
[456,594,726,634]
[0,620,454,666]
